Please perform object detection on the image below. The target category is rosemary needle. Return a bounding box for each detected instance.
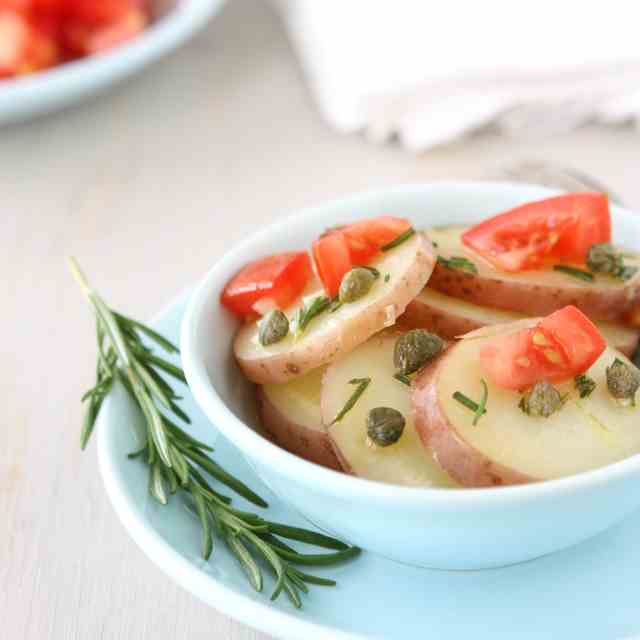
[70,257,359,608]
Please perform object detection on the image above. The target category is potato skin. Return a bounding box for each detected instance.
[403,293,638,356]
[402,297,481,340]
[235,233,436,384]
[256,386,343,471]
[411,352,534,487]
[429,262,640,322]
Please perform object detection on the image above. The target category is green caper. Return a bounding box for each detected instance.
[338,267,376,304]
[393,329,444,375]
[606,358,640,405]
[367,407,405,447]
[586,243,622,275]
[258,309,289,346]
[519,381,564,418]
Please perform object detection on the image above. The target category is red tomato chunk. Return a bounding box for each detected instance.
[313,216,411,297]
[221,252,313,317]
[0,0,149,79]
[462,193,611,272]
[480,306,606,390]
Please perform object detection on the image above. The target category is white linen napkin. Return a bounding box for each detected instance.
[273,0,640,150]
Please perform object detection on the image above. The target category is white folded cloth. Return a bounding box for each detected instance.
[273,0,640,150]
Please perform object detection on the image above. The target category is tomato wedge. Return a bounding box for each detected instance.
[462,193,611,272]
[313,216,412,295]
[221,251,312,317]
[343,216,412,251]
[312,232,352,298]
[479,306,606,390]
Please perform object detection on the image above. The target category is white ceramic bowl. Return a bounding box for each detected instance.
[0,0,225,126]
[181,181,640,570]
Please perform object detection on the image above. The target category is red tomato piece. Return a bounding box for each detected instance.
[221,251,313,317]
[343,216,412,251]
[312,232,353,298]
[462,193,611,272]
[480,306,606,390]
[64,0,133,25]
[0,9,29,76]
[332,228,378,265]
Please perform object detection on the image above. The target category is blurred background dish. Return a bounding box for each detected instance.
[0,0,225,125]
[274,0,640,151]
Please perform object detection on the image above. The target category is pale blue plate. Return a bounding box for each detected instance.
[97,293,640,640]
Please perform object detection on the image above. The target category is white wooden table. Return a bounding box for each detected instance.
[3,1,640,638]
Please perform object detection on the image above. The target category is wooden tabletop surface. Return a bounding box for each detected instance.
[3,1,640,638]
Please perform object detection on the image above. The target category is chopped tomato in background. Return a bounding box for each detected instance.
[221,252,313,317]
[480,305,606,390]
[0,0,149,79]
[313,216,412,296]
[462,193,611,272]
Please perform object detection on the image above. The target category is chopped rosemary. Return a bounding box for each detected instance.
[474,379,488,425]
[293,295,331,337]
[70,258,359,609]
[384,273,390,283]
[553,265,594,282]
[437,255,478,274]
[586,243,639,282]
[329,296,342,313]
[381,227,416,251]
[330,378,371,425]
[452,380,488,424]
[575,374,596,398]
[394,373,411,386]
[619,265,639,282]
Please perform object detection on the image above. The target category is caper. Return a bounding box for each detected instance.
[606,358,640,405]
[258,309,289,346]
[338,268,376,304]
[519,381,564,418]
[367,407,405,447]
[393,329,444,375]
[586,243,621,275]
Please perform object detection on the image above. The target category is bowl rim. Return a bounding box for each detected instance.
[181,180,640,506]
[0,0,225,106]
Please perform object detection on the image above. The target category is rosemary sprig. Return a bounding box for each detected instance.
[437,255,478,274]
[330,377,371,425]
[381,227,416,251]
[553,265,594,282]
[70,258,359,608]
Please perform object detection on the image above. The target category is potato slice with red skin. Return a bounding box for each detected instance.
[234,232,436,384]
[427,226,640,322]
[402,288,638,356]
[321,330,457,487]
[257,367,342,471]
[412,325,640,487]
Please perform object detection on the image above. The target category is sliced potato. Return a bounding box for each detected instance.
[257,367,342,470]
[321,331,457,487]
[403,287,639,356]
[235,232,436,384]
[412,326,640,487]
[427,226,640,322]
